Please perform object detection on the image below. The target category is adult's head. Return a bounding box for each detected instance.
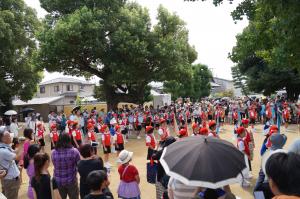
[265,152,300,196]
[34,152,50,181]
[23,128,33,140]
[55,133,72,149]
[24,144,41,169]
[0,127,12,145]
[79,144,94,158]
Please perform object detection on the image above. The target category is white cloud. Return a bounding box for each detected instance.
[24,0,248,81]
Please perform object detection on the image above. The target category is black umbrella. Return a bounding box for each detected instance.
[21,108,35,113]
[72,106,81,112]
[160,136,248,189]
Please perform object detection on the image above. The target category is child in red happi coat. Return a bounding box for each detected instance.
[101,125,112,167]
[145,126,156,160]
[114,125,124,156]
[191,123,199,136]
[72,121,82,148]
[208,120,219,138]
[50,123,59,150]
[87,122,97,154]
[36,123,45,152]
[249,106,257,133]
[282,102,290,132]
[241,119,254,178]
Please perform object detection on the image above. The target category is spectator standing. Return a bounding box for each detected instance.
[0,127,23,199]
[51,133,80,199]
[77,144,104,199]
[31,152,61,199]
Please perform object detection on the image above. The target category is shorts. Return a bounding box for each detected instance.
[115,143,124,151]
[155,123,160,128]
[136,125,142,131]
[250,118,256,124]
[166,120,170,125]
[38,138,45,146]
[187,118,191,124]
[121,128,128,135]
[51,141,57,150]
[103,146,111,154]
[147,148,156,160]
[208,115,213,120]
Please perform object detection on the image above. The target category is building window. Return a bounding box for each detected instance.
[80,84,84,89]
[54,85,60,92]
[66,84,73,91]
[40,86,45,94]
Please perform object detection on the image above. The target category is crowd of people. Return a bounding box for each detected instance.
[0,96,300,199]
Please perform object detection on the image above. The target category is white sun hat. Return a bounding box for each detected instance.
[117,150,133,164]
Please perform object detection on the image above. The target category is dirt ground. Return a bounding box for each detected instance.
[13,123,300,199]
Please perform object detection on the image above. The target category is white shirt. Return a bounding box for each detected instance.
[9,123,19,138]
[168,177,197,199]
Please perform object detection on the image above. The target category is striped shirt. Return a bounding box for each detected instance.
[168,177,197,199]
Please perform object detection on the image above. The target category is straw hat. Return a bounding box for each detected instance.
[117,150,133,164]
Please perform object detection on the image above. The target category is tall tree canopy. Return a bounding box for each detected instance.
[164,64,212,101]
[0,0,42,113]
[229,1,300,100]
[37,0,197,109]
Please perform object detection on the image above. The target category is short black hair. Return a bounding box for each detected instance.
[86,170,107,191]
[55,133,72,149]
[266,152,300,196]
[79,144,93,158]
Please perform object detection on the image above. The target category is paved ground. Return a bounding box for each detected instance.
[14,123,300,199]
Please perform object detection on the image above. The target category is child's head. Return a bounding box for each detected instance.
[24,144,41,169]
[146,126,154,134]
[208,120,216,131]
[241,119,249,128]
[236,127,246,138]
[87,170,108,192]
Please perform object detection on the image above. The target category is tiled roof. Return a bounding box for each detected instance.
[13,96,64,106]
[39,77,94,86]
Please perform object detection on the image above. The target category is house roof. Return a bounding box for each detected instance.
[13,96,64,106]
[39,77,94,86]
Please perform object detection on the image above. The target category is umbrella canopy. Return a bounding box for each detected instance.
[21,108,35,113]
[72,106,81,112]
[4,110,18,116]
[160,136,248,189]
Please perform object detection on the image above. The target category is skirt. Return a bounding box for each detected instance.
[118,181,140,198]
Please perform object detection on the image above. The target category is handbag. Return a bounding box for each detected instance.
[146,158,157,184]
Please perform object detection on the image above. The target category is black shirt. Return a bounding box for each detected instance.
[31,174,58,199]
[77,158,104,198]
[84,194,107,199]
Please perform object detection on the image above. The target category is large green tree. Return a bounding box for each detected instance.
[0,0,42,113]
[164,64,212,101]
[37,1,197,110]
[230,2,300,100]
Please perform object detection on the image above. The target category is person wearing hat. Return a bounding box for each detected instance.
[208,120,218,138]
[158,118,170,142]
[241,118,255,166]
[254,133,287,199]
[101,125,112,168]
[72,121,82,148]
[87,122,97,154]
[199,127,209,136]
[178,128,188,139]
[36,122,45,152]
[191,123,199,136]
[249,106,257,133]
[236,126,251,187]
[145,126,156,160]
[50,123,59,150]
[117,150,141,199]
[114,125,125,156]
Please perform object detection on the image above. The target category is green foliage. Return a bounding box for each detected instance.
[164,64,212,101]
[0,0,42,113]
[37,1,197,109]
[230,1,300,100]
[231,65,249,95]
[213,89,234,98]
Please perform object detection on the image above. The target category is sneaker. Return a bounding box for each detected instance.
[241,179,251,187]
[246,173,253,179]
